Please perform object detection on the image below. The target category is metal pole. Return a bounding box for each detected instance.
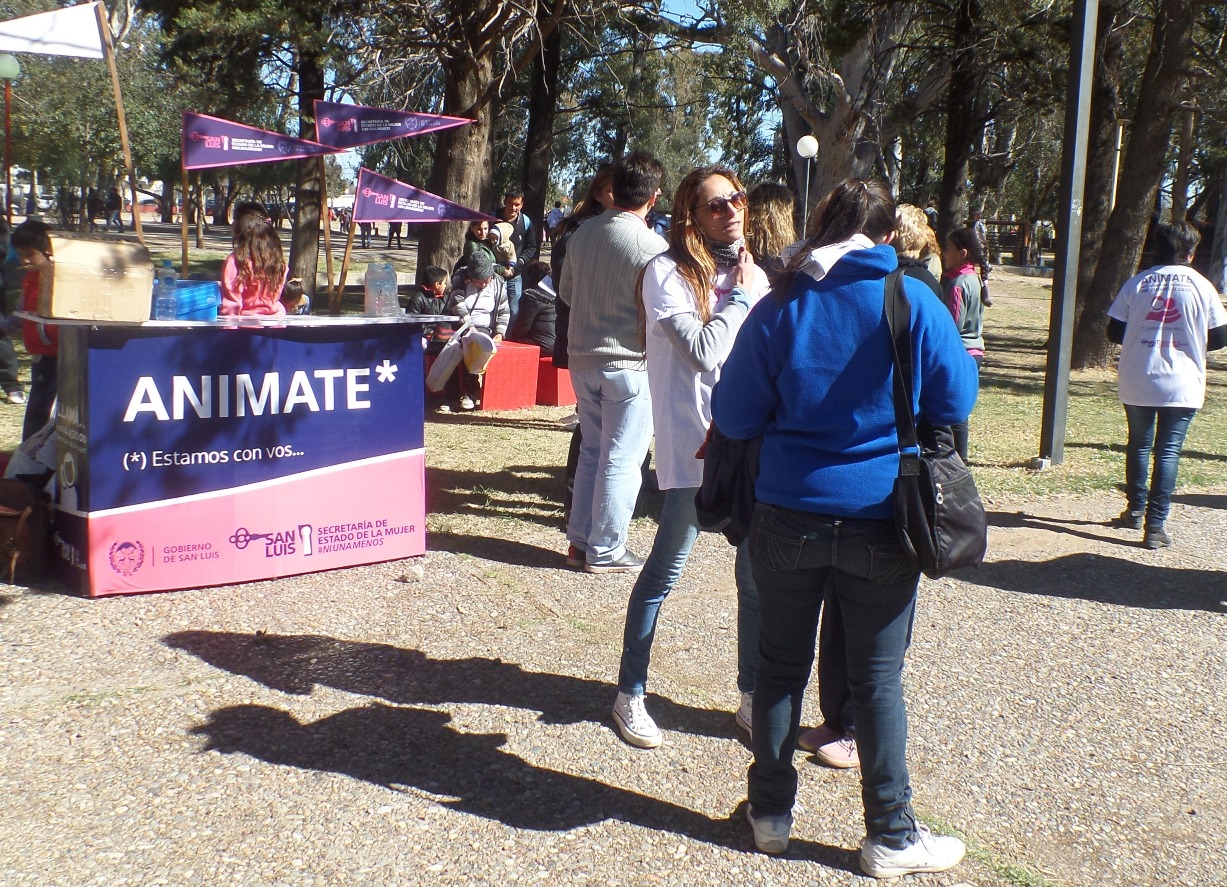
[4,79,11,228]
[1037,0,1099,467]
[802,159,811,235]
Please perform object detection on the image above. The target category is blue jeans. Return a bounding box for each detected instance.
[1124,404,1197,527]
[618,487,759,695]
[746,503,921,849]
[505,274,522,330]
[567,366,652,564]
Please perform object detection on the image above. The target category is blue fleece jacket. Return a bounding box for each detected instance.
[711,244,978,519]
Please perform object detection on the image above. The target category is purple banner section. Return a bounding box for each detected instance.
[352,169,495,224]
[313,100,469,149]
[183,112,343,170]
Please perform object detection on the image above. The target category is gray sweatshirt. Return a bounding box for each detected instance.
[558,208,668,372]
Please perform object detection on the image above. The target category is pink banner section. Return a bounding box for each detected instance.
[65,452,426,597]
[313,100,470,149]
[352,168,495,224]
[183,111,344,170]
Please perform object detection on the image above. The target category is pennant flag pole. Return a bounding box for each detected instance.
[93,2,142,244]
[332,210,359,315]
[320,156,335,302]
[182,111,344,170]
[313,100,469,150]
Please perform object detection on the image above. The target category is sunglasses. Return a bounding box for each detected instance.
[696,190,747,216]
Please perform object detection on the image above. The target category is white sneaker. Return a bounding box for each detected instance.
[860,824,966,878]
[746,805,791,854]
[735,691,752,737]
[612,692,661,748]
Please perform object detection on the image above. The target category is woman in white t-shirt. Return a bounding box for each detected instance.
[1107,220,1227,548]
[611,166,771,749]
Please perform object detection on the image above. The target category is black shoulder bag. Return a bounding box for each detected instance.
[884,270,988,578]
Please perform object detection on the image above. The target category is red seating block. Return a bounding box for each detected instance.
[480,341,540,411]
[536,356,575,406]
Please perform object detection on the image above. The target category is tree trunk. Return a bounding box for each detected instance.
[416,52,495,278]
[290,48,325,306]
[937,0,982,243]
[1072,0,1196,369]
[1073,1,1125,332]
[521,17,562,235]
[1210,162,1227,292]
[1170,105,1196,222]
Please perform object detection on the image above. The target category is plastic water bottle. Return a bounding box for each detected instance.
[365,263,400,316]
[382,263,400,316]
[154,260,178,320]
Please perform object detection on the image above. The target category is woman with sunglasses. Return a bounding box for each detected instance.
[611,166,770,750]
[712,179,976,874]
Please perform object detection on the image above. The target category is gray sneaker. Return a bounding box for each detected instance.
[584,550,645,574]
[735,691,752,737]
[611,691,661,748]
[746,805,791,854]
[860,825,965,878]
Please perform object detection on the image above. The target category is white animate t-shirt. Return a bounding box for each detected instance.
[642,255,770,490]
[1107,264,1227,408]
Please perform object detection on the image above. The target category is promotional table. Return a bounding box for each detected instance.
[43,315,438,597]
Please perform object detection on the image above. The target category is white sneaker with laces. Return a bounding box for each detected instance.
[735,691,752,737]
[612,692,661,748]
[746,805,791,854]
[860,824,966,878]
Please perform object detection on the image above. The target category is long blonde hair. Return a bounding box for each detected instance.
[664,165,746,324]
[746,182,796,261]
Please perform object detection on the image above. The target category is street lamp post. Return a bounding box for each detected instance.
[0,54,20,227]
[796,135,818,233]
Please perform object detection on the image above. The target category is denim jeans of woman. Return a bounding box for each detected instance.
[1124,404,1196,527]
[746,503,921,849]
[618,487,759,696]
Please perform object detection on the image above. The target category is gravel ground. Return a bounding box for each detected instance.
[2,474,1225,886]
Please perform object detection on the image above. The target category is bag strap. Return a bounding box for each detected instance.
[883,269,921,476]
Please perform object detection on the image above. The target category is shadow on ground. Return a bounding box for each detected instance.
[967,552,1226,612]
[167,630,851,864]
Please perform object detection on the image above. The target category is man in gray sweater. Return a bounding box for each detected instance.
[558,151,668,573]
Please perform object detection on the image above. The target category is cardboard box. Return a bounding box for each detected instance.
[39,235,154,322]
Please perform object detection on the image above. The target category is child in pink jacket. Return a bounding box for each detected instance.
[220,201,287,317]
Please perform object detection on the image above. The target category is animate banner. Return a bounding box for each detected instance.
[313,100,469,149]
[54,324,427,597]
[352,168,495,224]
[183,112,343,170]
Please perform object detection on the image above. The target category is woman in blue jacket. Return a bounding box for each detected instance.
[712,179,978,877]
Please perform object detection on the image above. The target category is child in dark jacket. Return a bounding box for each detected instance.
[409,266,460,412]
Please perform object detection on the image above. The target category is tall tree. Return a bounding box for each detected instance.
[1073,0,1198,368]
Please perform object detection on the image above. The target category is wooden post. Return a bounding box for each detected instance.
[332,215,357,315]
[179,162,189,276]
[94,2,143,245]
[319,156,335,302]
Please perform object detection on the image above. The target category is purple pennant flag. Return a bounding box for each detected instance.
[352,168,496,224]
[313,100,470,149]
[183,111,344,170]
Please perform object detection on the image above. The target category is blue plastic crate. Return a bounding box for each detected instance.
[172,280,221,321]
